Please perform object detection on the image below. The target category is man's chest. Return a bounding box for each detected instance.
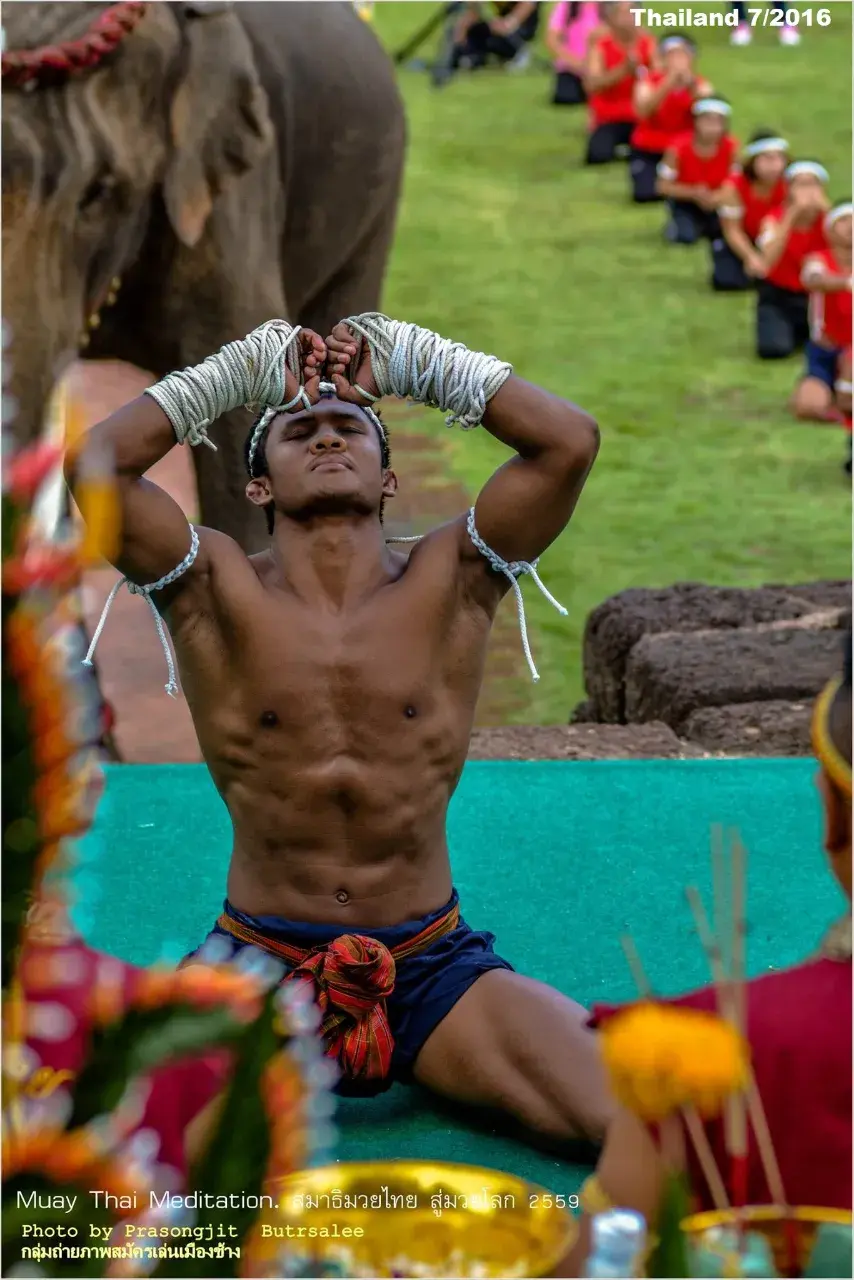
[174,576,492,738]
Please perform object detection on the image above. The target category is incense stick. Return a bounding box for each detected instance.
[619,931,732,1220]
[684,879,792,1216]
[620,934,653,998]
[725,833,748,1209]
[682,1105,731,1212]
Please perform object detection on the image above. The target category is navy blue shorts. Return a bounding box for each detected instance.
[185,890,513,1096]
[804,340,841,389]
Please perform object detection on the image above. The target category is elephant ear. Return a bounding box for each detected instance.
[163,4,274,248]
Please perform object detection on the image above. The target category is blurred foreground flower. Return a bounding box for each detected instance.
[600,1002,749,1122]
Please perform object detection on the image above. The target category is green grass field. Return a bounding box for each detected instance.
[368,2,851,721]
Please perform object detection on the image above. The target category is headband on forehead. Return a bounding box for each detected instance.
[743,136,789,159]
[812,676,852,798]
[826,201,854,230]
[693,98,731,118]
[785,160,829,183]
[246,384,386,477]
[660,34,694,52]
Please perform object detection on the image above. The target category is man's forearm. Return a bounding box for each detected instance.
[757,211,796,271]
[66,396,180,488]
[481,376,599,469]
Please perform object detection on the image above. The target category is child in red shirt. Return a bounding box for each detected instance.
[629,34,713,204]
[793,202,853,421]
[582,1,657,166]
[713,130,789,291]
[754,160,830,359]
[656,98,738,244]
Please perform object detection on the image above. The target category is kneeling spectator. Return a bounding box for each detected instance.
[754,161,830,360]
[712,131,789,291]
[452,2,540,72]
[546,2,601,106]
[583,2,657,165]
[656,98,737,243]
[792,202,853,421]
[629,34,712,204]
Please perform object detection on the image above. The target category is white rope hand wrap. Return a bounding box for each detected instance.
[341,313,513,429]
[146,320,309,455]
[466,509,567,682]
[83,526,200,698]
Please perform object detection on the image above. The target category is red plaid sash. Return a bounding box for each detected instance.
[215,902,460,1083]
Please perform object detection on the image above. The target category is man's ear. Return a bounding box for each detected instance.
[246,477,272,507]
[382,469,399,500]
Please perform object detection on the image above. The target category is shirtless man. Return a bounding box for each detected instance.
[69,314,610,1144]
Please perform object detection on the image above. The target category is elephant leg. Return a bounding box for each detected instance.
[294,199,400,338]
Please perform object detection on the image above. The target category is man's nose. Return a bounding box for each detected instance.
[310,433,346,454]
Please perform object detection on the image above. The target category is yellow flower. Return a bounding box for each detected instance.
[600,1002,749,1122]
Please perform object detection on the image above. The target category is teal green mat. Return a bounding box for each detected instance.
[73,759,842,1195]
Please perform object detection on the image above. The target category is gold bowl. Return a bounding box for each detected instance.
[681,1205,852,1278]
[252,1160,578,1277]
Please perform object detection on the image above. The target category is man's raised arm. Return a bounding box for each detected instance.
[468,374,599,567]
[66,322,324,592]
[326,314,599,570]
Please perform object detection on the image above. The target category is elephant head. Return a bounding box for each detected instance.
[1,1,274,441]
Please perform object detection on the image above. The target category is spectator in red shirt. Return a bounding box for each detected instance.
[629,34,713,204]
[792,202,853,422]
[712,130,789,291]
[656,98,737,244]
[754,160,831,360]
[582,2,657,166]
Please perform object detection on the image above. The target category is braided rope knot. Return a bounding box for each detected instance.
[2,3,148,89]
[342,313,512,430]
[83,526,199,698]
[147,320,306,457]
[289,935,396,1083]
[465,509,567,683]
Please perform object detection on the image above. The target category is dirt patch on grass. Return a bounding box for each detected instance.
[71,363,533,762]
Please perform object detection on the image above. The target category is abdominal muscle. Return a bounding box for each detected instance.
[201,708,466,928]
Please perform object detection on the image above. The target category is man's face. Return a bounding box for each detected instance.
[752,150,787,185]
[695,112,727,146]
[664,45,693,77]
[246,399,396,523]
[604,2,634,34]
[829,213,853,252]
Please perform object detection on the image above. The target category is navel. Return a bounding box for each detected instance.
[335,890,350,906]
[260,710,279,728]
[404,705,417,719]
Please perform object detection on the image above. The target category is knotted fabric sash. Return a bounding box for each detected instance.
[215,902,460,1082]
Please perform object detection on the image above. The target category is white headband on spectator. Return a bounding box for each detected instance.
[693,98,731,117]
[743,137,789,159]
[785,161,829,183]
[660,35,693,52]
[825,202,853,230]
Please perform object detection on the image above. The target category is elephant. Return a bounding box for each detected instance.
[2,1,406,552]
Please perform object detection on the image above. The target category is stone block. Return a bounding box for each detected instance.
[625,627,841,729]
[681,700,812,756]
[582,584,818,723]
[467,723,704,761]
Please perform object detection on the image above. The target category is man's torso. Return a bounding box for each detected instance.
[165,519,500,926]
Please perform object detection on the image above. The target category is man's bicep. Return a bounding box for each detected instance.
[101,475,205,588]
[468,449,592,569]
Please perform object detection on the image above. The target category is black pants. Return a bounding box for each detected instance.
[710,237,752,291]
[629,148,664,203]
[454,12,538,67]
[756,281,810,359]
[552,69,585,105]
[586,120,633,166]
[665,199,721,244]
